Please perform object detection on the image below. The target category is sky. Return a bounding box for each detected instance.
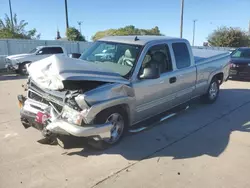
[0,0,249,45]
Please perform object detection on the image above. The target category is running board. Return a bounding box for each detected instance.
[129,105,189,133]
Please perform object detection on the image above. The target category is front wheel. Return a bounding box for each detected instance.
[88,107,128,150]
[201,78,220,104]
[18,62,30,75]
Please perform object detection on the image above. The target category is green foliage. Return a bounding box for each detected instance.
[92,25,163,41]
[208,27,250,47]
[66,27,86,41]
[0,13,40,39]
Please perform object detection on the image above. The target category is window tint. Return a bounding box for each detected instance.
[38,47,63,54]
[141,44,172,74]
[172,43,191,69]
[231,48,250,58]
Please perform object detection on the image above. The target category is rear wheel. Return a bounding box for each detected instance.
[88,107,128,150]
[202,77,220,104]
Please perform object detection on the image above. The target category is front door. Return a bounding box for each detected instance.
[132,43,179,124]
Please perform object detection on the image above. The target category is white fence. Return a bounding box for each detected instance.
[0,39,93,69]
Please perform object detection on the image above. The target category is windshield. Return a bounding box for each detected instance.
[29,48,38,53]
[231,48,250,59]
[80,41,142,78]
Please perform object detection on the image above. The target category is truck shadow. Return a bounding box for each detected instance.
[65,88,250,160]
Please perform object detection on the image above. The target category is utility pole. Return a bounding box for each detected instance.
[180,0,184,38]
[8,0,14,31]
[192,20,197,46]
[77,21,83,34]
[64,0,69,30]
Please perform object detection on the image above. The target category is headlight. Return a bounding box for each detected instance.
[61,105,84,125]
[74,94,89,110]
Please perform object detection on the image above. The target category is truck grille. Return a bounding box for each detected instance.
[28,81,65,112]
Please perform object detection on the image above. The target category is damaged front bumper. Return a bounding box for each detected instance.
[19,96,113,139]
[5,63,19,71]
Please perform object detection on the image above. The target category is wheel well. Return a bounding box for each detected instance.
[214,73,224,85]
[96,104,130,122]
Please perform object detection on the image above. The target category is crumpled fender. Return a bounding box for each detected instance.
[81,83,136,124]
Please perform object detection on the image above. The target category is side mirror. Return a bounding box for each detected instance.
[139,63,160,79]
[36,50,43,55]
[68,53,81,59]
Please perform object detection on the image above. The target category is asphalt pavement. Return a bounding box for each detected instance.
[0,76,250,188]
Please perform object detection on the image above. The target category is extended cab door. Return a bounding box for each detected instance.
[170,41,196,105]
[132,43,180,123]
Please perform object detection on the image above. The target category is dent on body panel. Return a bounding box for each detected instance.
[84,83,135,106]
[80,83,136,124]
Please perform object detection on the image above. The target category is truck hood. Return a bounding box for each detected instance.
[6,53,32,60]
[27,55,130,90]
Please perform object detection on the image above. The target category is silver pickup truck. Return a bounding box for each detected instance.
[18,36,230,149]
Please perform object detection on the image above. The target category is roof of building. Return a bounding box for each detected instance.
[98,35,182,45]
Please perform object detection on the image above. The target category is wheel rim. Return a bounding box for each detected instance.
[104,113,124,144]
[209,82,218,100]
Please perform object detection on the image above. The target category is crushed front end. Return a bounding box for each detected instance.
[18,78,114,142]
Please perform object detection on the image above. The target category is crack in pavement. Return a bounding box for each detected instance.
[91,99,250,188]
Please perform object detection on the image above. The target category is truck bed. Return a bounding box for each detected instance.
[192,48,230,64]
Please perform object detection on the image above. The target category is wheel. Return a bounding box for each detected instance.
[202,77,220,104]
[18,62,30,75]
[88,107,128,150]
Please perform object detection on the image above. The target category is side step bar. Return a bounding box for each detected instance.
[129,105,189,133]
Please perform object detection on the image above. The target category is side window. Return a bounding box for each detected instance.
[141,44,172,74]
[47,47,63,54]
[172,43,191,69]
[37,47,63,55]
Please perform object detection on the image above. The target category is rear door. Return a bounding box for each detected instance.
[170,42,196,105]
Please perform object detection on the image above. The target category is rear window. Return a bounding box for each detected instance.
[172,43,191,69]
[231,48,250,58]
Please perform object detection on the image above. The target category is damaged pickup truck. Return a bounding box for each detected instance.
[18,36,230,149]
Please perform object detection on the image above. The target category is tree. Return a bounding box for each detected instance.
[92,25,163,41]
[0,13,40,39]
[208,27,249,47]
[66,27,86,41]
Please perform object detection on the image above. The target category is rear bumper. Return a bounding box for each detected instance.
[19,96,113,139]
[229,69,250,79]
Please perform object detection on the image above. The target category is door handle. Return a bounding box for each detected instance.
[169,77,177,84]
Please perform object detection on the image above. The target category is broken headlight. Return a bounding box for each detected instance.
[61,105,84,125]
[74,94,89,110]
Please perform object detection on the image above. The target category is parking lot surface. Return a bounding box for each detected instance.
[0,75,250,188]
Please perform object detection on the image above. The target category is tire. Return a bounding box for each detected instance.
[202,77,220,104]
[88,107,128,150]
[18,62,30,75]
